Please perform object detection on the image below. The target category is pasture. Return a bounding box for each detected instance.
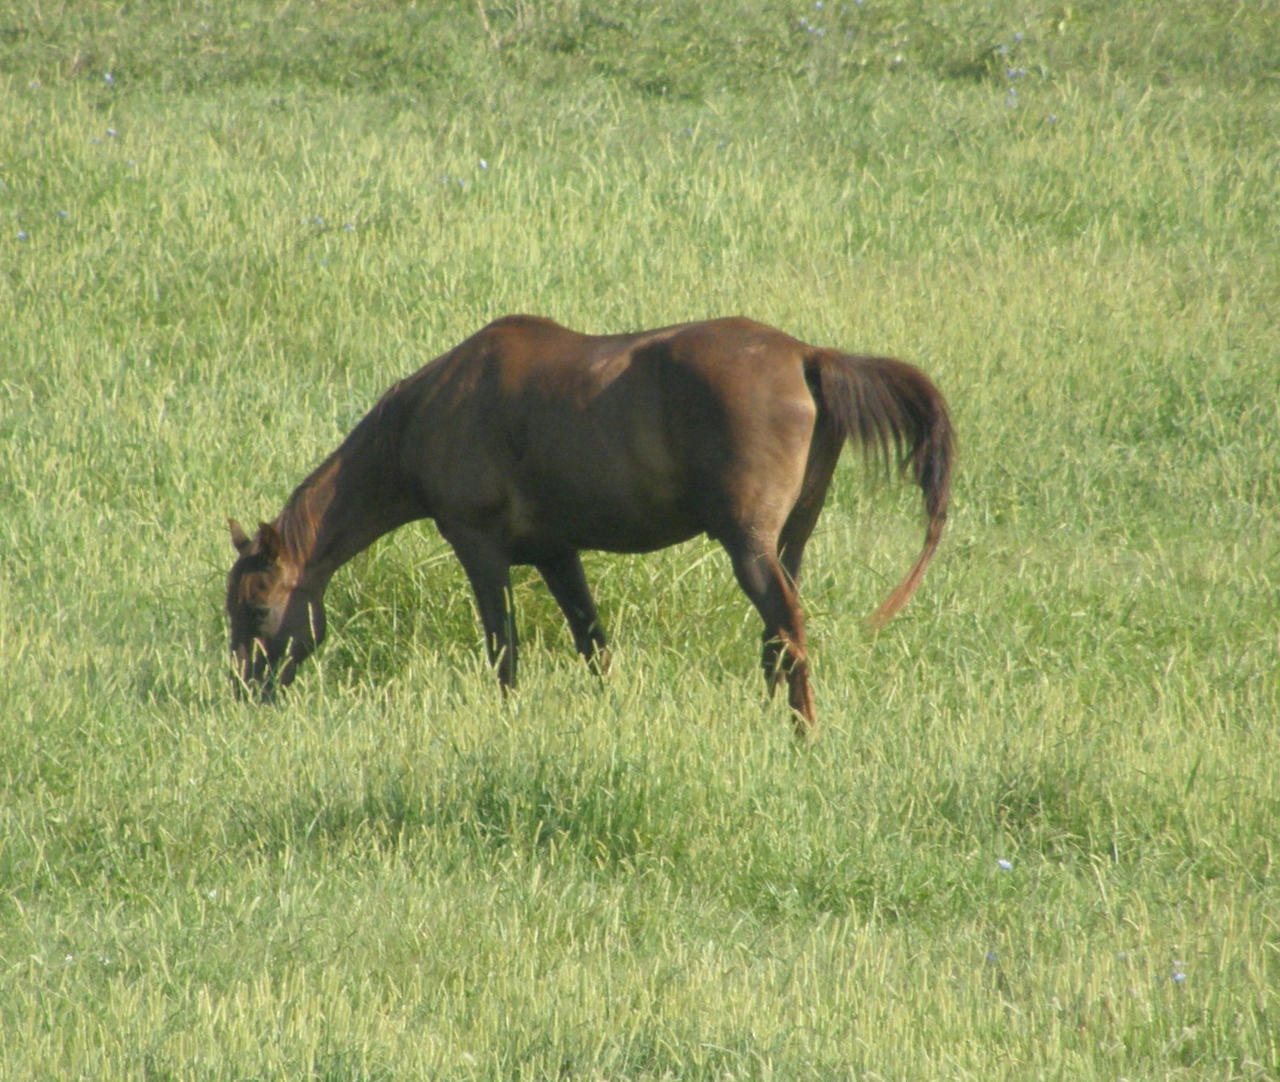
[1,1,1277,1077]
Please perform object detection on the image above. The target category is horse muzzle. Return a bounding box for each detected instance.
[230,642,296,703]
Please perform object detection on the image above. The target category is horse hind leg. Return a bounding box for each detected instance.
[756,485,829,703]
[726,536,816,736]
[763,524,814,698]
[777,421,840,586]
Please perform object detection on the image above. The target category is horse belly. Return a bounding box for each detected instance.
[514,427,698,554]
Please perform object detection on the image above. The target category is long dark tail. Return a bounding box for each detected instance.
[806,350,954,627]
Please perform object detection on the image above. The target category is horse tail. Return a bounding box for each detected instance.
[806,350,954,628]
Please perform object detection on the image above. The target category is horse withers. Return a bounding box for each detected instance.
[226,315,953,734]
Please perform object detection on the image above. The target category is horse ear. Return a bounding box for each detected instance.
[229,518,252,554]
[256,521,285,560]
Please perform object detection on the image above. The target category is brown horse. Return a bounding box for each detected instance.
[226,315,953,733]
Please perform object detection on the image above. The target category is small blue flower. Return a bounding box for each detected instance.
[997,858,1013,871]
[104,72,115,84]
[17,230,29,241]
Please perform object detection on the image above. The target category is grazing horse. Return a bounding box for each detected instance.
[226,315,953,733]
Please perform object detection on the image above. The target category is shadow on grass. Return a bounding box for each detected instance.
[224,744,696,877]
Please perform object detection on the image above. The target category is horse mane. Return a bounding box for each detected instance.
[272,374,423,566]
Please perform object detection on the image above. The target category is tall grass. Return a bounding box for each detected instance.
[2,1,1277,1078]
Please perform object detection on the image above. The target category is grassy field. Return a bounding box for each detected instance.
[2,1,1278,1077]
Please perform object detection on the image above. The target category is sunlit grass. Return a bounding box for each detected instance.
[1,1,1277,1078]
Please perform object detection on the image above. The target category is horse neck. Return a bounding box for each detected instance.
[276,412,421,588]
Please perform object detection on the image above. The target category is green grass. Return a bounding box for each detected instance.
[2,1,1278,1078]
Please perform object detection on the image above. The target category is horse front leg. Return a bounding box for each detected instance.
[449,532,518,689]
[536,550,610,675]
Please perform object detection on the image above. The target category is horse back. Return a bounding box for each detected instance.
[395,316,821,553]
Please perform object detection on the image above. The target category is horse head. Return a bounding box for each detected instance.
[225,518,326,700]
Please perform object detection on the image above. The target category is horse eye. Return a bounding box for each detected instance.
[238,574,272,612]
